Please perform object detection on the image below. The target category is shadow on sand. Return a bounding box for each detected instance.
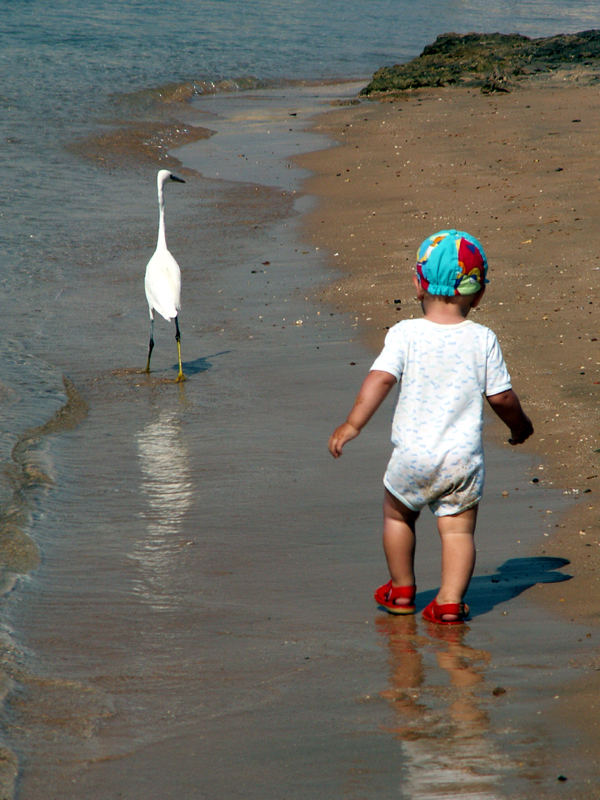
[416,556,572,618]
[176,350,232,376]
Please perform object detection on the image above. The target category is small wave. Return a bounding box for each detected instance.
[1,376,88,593]
[110,74,332,118]
[192,75,273,95]
[189,74,353,95]
[111,81,199,114]
[113,76,272,113]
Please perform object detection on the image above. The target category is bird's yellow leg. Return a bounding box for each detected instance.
[176,339,186,382]
[174,316,186,382]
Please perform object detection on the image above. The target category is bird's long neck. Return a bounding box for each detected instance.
[157,187,167,249]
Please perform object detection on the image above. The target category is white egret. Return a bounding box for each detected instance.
[144,169,186,381]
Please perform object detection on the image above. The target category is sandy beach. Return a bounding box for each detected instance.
[296,70,600,778]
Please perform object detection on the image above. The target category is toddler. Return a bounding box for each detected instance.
[328,229,533,624]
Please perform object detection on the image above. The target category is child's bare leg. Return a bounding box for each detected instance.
[436,506,478,620]
[383,489,419,598]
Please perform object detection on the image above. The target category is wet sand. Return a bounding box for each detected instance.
[3,81,598,798]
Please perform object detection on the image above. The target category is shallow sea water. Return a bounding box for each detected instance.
[2,1,600,796]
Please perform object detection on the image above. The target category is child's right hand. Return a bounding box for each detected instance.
[328,370,396,458]
[328,422,360,458]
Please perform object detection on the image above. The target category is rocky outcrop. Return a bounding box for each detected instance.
[361,30,600,94]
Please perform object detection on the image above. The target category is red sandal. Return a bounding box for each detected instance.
[422,598,469,625]
[374,580,416,615]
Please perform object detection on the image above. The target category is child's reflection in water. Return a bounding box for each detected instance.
[376,616,507,799]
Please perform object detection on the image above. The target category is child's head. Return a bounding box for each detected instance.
[415,229,488,299]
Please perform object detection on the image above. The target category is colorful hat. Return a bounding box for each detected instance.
[416,229,488,296]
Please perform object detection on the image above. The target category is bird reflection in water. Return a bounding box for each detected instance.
[134,409,193,610]
[376,616,508,799]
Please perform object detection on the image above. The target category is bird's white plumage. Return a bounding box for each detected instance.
[144,247,180,321]
[143,169,186,380]
[144,169,182,322]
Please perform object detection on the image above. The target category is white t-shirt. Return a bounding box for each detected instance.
[370,318,511,515]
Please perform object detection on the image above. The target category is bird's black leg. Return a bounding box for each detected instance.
[145,318,155,373]
[174,315,185,382]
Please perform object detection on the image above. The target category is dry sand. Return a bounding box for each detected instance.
[296,69,600,761]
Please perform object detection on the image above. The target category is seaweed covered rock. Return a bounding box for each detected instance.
[362,29,600,94]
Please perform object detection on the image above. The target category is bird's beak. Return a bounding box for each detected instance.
[170,174,186,183]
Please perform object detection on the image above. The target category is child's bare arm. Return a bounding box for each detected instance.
[329,370,397,458]
[486,389,534,445]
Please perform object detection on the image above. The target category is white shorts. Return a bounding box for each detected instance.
[383,447,483,517]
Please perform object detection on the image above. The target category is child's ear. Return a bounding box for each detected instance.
[470,286,486,308]
[412,274,425,299]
